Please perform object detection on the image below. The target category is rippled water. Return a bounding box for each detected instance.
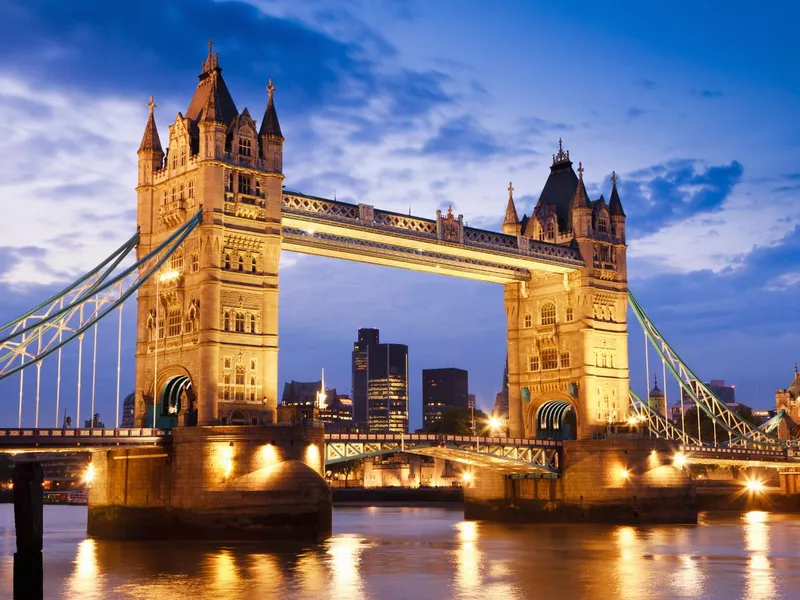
[2,504,800,599]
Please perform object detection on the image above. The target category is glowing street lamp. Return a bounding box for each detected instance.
[488,416,503,434]
[673,452,687,469]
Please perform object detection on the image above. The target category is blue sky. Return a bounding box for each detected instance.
[0,0,798,428]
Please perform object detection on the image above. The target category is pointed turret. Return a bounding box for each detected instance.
[138,96,163,154]
[648,373,667,416]
[609,171,625,217]
[186,39,239,126]
[571,162,591,211]
[502,181,522,236]
[259,78,283,139]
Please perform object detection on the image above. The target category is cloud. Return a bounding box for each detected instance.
[418,115,505,161]
[627,107,648,121]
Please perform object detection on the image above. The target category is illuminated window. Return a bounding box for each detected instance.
[547,221,554,240]
[224,358,231,368]
[560,351,571,368]
[239,137,252,156]
[523,314,532,328]
[190,254,199,272]
[237,256,244,272]
[255,180,261,197]
[180,147,186,166]
[250,314,256,333]
[235,313,245,333]
[180,184,185,201]
[223,253,231,270]
[171,188,176,202]
[170,249,183,272]
[250,360,256,370]
[223,312,230,331]
[542,348,558,370]
[566,307,574,322]
[168,310,181,337]
[223,375,230,400]
[188,180,194,198]
[540,303,556,325]
[529,355,539,371]
[238,173,250,194]
[251,257,257,273]
[225,171,233,193]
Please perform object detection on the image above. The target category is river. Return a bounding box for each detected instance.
[2,505,800,599]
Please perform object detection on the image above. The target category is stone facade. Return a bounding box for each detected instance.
[87,425,331,539]
[134,44,284,427]
[504,148,629,439]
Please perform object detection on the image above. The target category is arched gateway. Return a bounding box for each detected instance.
[535,400,577,441]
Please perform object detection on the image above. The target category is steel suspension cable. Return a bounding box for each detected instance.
[115,289,123,428]
[90,320,98,429]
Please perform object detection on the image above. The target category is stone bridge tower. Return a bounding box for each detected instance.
[503,142,629,439]
[134,43,284,427]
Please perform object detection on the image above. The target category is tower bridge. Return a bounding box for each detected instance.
[2,43,798,542]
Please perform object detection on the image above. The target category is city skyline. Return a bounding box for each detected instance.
[0,1,798,431]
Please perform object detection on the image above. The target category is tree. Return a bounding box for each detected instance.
[428,407,490,436]
[328,458,363,488]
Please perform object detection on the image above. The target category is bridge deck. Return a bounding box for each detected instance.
[0,428,170,452]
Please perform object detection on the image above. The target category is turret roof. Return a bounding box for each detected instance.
[185,40,239,126]
[259,78,283,138]
[609,171,626,217]
[503,181,520,227]
[138,96,163,153]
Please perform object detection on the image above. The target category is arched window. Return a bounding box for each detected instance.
[239,137,252,156]
[169,249,183,272]
[540,303,556,326]
[235,313,245,332]
[223,312,230,331]
[190,254,199,272]
[237,256,244,272]
[598,217,609,234]
[180,147,186,166]
[565,307,574,322]
[147,312,155,341]
[235,367,245,401]
[162,191,167,205]
[250,314,256,333]
[538,228,545,241]
[249,378,256,402]
[255,180,261,197]
[547,221,554,240]
[223,374,230,400]
[238,173,250,194]
[171,152,177,170]
[235,367,245,385]
[542,348,558,370]
[171,188,176,202]
[188,180,194,199]
[185,314,193,334]
[179,184,185,201]
[223,253,231,270]
[225,171,233,193]
[251,257,257,273]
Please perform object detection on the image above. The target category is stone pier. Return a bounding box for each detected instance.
[465,438,696,524]
[87,425,331,540]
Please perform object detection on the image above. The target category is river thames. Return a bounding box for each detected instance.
[2,505,800,599]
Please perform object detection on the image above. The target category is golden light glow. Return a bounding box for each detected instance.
[261,443,279,467]
[488,417,502,432]
[158,269,180,283]
[745,510,768,523]
[618,467,630,481]
[306,443,321,471]
[461,471,473,485]
[673,452,687,469]
[82,463,95,486]
[219,443,234,479]
[745,478,765,493]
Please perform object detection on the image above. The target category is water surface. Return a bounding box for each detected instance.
[2,505,800,599]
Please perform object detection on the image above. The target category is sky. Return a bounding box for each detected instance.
[0,0,798,429]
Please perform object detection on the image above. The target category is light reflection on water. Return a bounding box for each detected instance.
[2,506,800,599]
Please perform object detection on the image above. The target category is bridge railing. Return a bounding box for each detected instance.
[324,432,561,448]
[0,428,170,439]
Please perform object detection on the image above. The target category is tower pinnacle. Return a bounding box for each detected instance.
[138,95,163,154]
[259,77,283,139]
[502,181,520,233]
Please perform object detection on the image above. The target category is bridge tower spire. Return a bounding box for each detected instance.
[133,43,284,428]
[502,181,522,236]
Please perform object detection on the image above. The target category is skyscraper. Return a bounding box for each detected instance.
[352,328,379,429]
[422,368,469,430]
[367,343,409,433]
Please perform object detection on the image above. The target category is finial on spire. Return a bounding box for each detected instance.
[611,170,618,187]
[577,161,584,179]
[508,181,514,200]
[552,138,571,165]
[559,138,563,152]
[447,205,454,218]
[654,373,659,388]
[795,362,798,375]
[267,78,276,102]
[147,95,156,115]
[201,38,219,74]
[208,38,214,58]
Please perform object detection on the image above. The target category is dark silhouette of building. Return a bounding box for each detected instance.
[423,368,469,430]
[121,392,135,428]
[352,328,380,429]
[281,379,353,431]
[492,358,509,418]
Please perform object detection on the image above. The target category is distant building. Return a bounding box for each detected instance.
[775,364,800,439]
[352,328,380,429]
[367,343,409,433]
[682,379,736,406]
[83,414,105,429]
[648,374,666,416]
[492,358,509,419]
[121,392,135,428]
[422,368,469,430]
[281,378,353,431]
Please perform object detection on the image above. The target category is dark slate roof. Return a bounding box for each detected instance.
[609,182,625,217]
[138,110,163,153]
[536,160,581,231]
[503,195,519,227]
[185,62,239,126]
[259,94,283,138]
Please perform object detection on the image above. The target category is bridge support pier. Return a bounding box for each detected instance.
[464,439,696,524]
[87,425,331,540]
[12,461,43,600]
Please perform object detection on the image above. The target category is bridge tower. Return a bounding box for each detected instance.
[504,143,629,439]
[134,42,284,427]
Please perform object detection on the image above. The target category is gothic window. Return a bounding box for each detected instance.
[237,256,244,272]
[560,351,571,368]
[235,368,245,385]
[523,314,532,328]
[190,254,199,272]
[147,312,155,341]
[598,217,609,234]
[188,180,194,198]
[225,171,234,193]
[235,313,245,332]
[540,303,556,326]
[566,307,574,322]
[223,375,230,400]
[168,309,181,337]
[169,249,183,272]
[538,228,545,241]
[255,179,261,197]
[249,378,256,402]
[162,190,167,205]
[171,188,176,202]
[250,314,256,333]
[529,355,539,371]
[542,348,558,370]
[180,147,186,166]
[223,312,230,331]
[223,253,231,270]
[179,184,185,201]
[158,318,164,340]
[171,151,177,170]
[250,359,256,370]
[235,367,245,401]
[251,257,257,273]
[185,313,193,334]
[224,357,231,369]
[238,137,252,156]
[547,221,554,240]
[238,173,250,194]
